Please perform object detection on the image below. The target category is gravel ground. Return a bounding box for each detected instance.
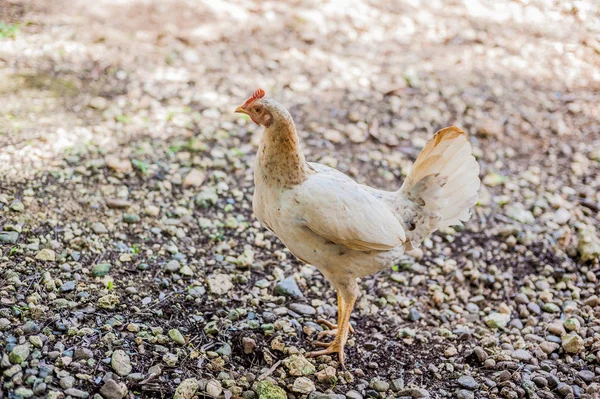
[1,1,600,399]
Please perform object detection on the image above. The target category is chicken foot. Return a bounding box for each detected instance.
[315,292,355,339]
[307,293,357,367]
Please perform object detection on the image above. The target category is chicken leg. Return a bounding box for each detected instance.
[315,291,355,339]
[307,290,357,367]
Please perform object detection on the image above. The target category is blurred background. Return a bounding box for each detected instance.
[1,0,600,398]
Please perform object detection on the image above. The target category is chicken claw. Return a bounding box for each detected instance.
[307,341,346,367]
[316,319,355,339]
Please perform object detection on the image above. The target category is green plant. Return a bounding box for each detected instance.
[131,159,148,174]
[0,23,19,39]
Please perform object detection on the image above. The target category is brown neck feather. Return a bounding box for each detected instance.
[257,115,309,187]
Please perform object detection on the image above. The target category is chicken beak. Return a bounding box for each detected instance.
[235,106,249,115]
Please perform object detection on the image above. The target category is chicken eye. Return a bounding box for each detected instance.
[253,106,261,114]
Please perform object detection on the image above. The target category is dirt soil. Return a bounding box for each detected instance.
[1,1,600,399]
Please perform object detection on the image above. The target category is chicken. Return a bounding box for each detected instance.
[235,88,480,366]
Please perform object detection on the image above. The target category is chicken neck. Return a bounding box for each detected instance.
[256,112,311,187]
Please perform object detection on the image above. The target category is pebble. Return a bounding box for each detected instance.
[293,377,316,394]
[346,390,363,399]
[35,248,56,262]
[169,329,186,345]
[562,333,584,354]
[274,276,303,298]
[457,375,479,390]
[578,370,594,383]
[174,378,199,399]
[106,198,131,209]
[111,350,132,376]
[456,390,474,399]
[370,379,390,392]
[484,312,510,329]
[207,274,233,294]
[0,231,19,244]
[444,345,458,357]
[10,344,30,363]
[289,303,317,315]
[92,263,111,277]
[512,349,533,363]
[206,379,223,397]
[396,388,430,398]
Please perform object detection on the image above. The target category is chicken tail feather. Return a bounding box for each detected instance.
[398,126,480,248]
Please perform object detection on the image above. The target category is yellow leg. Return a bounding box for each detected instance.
[307,293,357,367]
[315,291,355,339]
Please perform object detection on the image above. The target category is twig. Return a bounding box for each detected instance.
[257,359,282,381]
[139,373,157,385]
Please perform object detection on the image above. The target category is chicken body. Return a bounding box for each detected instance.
[236,89,480,366]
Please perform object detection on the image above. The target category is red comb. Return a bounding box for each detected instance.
[241,88,265,108]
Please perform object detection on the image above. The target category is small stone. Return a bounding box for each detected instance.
[283,354,316,376]
[74,347,94,360]
[169,329,186,345]
[111,349,132,376]
[505,205,535,224]
[60,280,76,292]
[179,265,193,276]
[60,376,75,389]
[29,335,43,348]
[444,345,458,357]
[35,248,56,262]
[98,294,119,309]
[106,198,131,209]
[9,199,25,212]
[583,295,598,307]
[10,344,31,363]
[370,379,390,392]
[64,388,89,398]
[289,303,316,315]
[542,303,561,313]
[207,274,233,294]
[123,213,140,223]
[408,308,421,321]
[92,222,109,234]
[242,337,256,354]
[557,383,573,397]
[100,379,128,399]
[548,321,566,336]
[165,260,180,272]
[578,225,600,262]
[578,370,594,383]
[274,276,303,298]
[563,318,580,332]
[396,388,430,398]
[539,341,559,354]
[346,390,363,399]
[456,390,474,399]
[106,155,132,173]
[292,377,316,394]
[13,388,34,398]
[206,379,222,397]
[511,349,532,363]
[561,333,584,354]
[0,231,19,244]
[315,366,336,383]
[188,286,206,298]
[484,312,510,329]
[256,381,286,399]
[457,375,479,390]
[174,378,200,399]
[183,169,206,187]
[92,263,111,277]
[89,96,108,109]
